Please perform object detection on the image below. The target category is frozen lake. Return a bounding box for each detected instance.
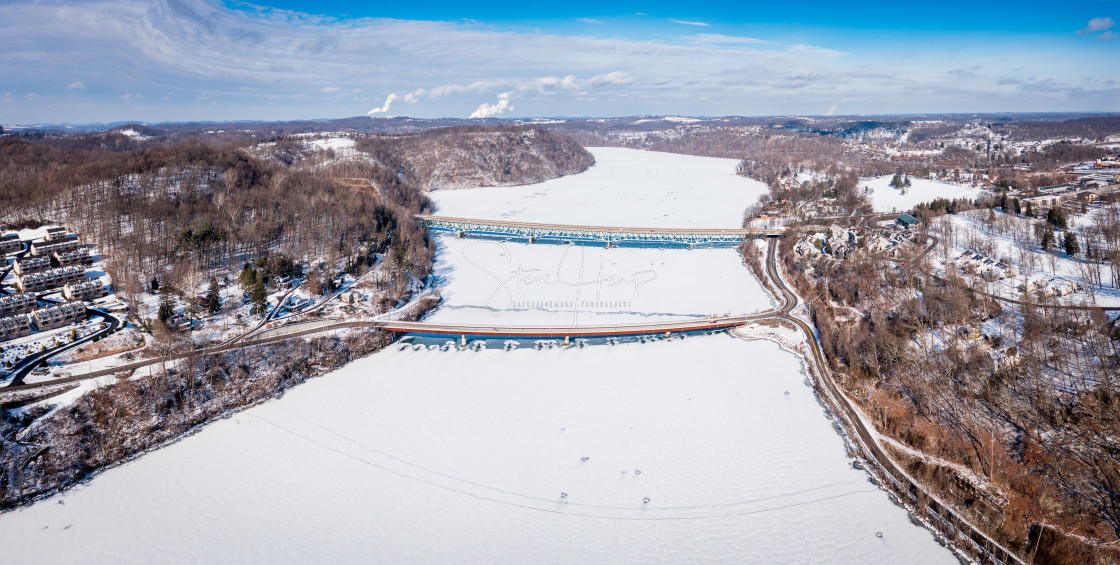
[0,148,957,563]
[431,147,767,228]
[0,339,955,565]
[426,235,774,326]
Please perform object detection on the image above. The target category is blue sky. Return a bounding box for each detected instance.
[1,0,1117,124]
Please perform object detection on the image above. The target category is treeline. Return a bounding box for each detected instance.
[0,135,434,313]
[352,125,595,191]
[780,222,1120,562]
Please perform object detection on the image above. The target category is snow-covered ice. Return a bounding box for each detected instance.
[431,147,767,228]
[0,338,956,565]
[862,175,982,213]
[427,235,773,325]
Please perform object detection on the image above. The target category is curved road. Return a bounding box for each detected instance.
[765,234,1024,565]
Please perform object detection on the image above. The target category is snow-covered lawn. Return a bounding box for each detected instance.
[861,176,983,214]
[431,147,767,228]
[935,210,1120,307]
[305,137,355,155]
[0,337,955,565]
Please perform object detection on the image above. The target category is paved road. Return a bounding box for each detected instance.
[764,233,1024,565]
[6,305,123,387]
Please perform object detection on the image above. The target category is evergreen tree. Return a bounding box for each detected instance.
[250,279,268,316]
[158,292,176,323]
[1012,198,1021,214]
[205,277,221,315]
[890,173,902,188]
[150,277,159,293]
[1041,229,1054,252]
[239,263,257,292]
[1046,207,1068,229]
[1063,231,1079,257]
[1025,201,1034,217]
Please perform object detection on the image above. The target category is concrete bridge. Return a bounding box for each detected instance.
[417,215,783,247]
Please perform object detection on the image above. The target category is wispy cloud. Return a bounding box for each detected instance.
[576,18,601,25]
[669,19,709,27]
[590,71,634,87]
[0,0,1116,123]
[66,81,85,90]
[688,34,771,45]
[1078,17,1115,34]
[948,66,982,78]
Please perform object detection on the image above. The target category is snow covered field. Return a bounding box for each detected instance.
[305,136,356,155]
[0,338,955,565]
[862,176,982,213]
[431,147,767,228]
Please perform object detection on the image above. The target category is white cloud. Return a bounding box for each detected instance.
[590,71,634,87]
[319,86,340,93]
[517,75,579,94]
[576,18,601,24]
[1078,17,1115,34]
[1100,31,1119,41]
[1,0,1117,123]
[688,34,771,45]
[26,93,41,102]
[66,81,85,90]
[367,93,398,114]
[469,93,512,118]
[669,19,709,27]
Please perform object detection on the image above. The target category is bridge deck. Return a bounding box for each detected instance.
[416,215,782,236]
[378,316,755,338]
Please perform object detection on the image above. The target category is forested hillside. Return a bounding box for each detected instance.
[354,125,595,191]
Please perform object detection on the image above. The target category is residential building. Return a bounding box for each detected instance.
[897,214,919,228]
[29,302,86,331]
[0,233,21,255]
[43,227,68,241]
[1021,194,1062,212]
[0,315,31,341]
[13,255,51,275]
[53,247,93,267]
[14,266,85,292]
[30,235,82,257]
[1037,183,1070,194]
[62,281,107,301]
[0,293,36,317]
[988,347,1022,374]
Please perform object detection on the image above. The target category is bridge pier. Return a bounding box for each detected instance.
[460,334,467,347]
